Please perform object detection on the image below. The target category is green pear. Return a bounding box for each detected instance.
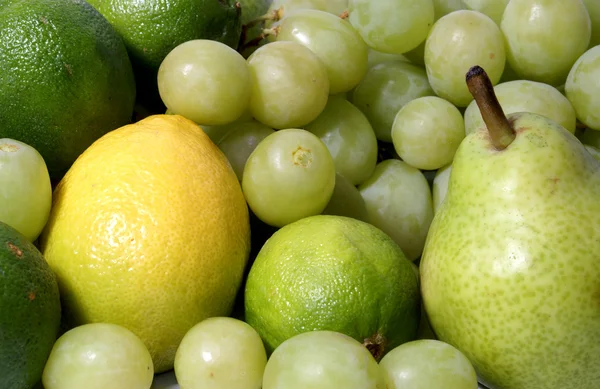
[420,66,600,389]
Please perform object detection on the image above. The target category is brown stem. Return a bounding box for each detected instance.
[466,66,516,150]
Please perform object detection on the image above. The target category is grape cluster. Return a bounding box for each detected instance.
[155,0,599,278]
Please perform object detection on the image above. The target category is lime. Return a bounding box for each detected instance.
[244,214,420,360]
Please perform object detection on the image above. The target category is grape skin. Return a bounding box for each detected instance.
[351,61,435,142]
[424,10,506,107]
[247,41,330,129]
[464,80,577,135]
[274,9,369,94]
[304,97,378,185]
[500,0,592,86]
[348,0,435,55]
[565,45,600,131]
[242,129,336,228]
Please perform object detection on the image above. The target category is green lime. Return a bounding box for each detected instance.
[244,214,420,360]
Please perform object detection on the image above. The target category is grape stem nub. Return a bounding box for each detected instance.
[465,65,516,150]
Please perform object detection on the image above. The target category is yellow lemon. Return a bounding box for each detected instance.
[39,114,251,373]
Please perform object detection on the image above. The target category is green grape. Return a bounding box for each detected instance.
[304,97,377,185]
[174,317,267,389]
[273,9,368,94]
[269,0,348,16]
[584,144,600,161]
[247,41,330,129]
[368,49,410,69]
[262,330,385,389]
[500,0,591,86]
[358,159,434,261]
[565,45,600,131]
[579,127,600,148]
[217,120,275,181]
[583,0,600,47]
[322,173,370,223]
[348,0,435,55]
[424,10,505,107]
[42,323,153,389]
[432,164,452,214]
[157,40,251,126]
[464,80,577,135]
[0,139,52,242]
[462,0,509,25]
[242,129,336,227]
[351,61,435,142]
[380,339,479,389]
[391,96,465,171]
[404,0,465,66]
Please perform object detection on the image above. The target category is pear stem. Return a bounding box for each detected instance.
[466,66,516,150]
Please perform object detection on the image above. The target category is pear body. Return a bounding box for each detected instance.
[420,112,600,389]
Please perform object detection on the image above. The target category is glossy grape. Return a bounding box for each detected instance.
[348,0,435,55]
[262,331,385,389]
[500,0,591,86]
[247,41,330,129]
[358,159,434,261]
[462,0,509,25]
[158,40,251,126]
[174,317,267,389]
[432,164,452,214]
[424,10,505,107]
[391,96,465,171]
[565,45,600,131]
[305,97,377,185]
[0,138,52,242]
[322,172,370,223]
[42,323,153,389]
[217,120,275,181]
[269,0,348,16]
[351,61,435,142]
[274,9,368,94]
[242,129,336,227]
[380,339,479,389]
[464,80,577,135]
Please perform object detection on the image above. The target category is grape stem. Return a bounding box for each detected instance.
[466,66,516,150]
[339,9,349,19]
[238,7,283,55]
[244,7,284,30]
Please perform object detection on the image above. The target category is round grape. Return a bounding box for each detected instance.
[269,0,348,16]
[432,164,452,214]
[462,0,509,25]
[322,172,370,223]
[247,41,330,129]
[368,48,410,68]
[348,0,434,55]
[424,10,505,107]
[380,339,479,389]
[242,129,336,227]
[565,45,600,131]
[500,0,591,86]
[174,317,267,389]
[305,97,377,185]
[42,323,153,389]
[274,9,368,94]
[351,61,435,142]
[217,120,275,181]
[391,96,465,171]
[0,139,52,242]
[262,330,385,389]
[583,0,600,48]
[158,40,251,126]
[358,159,434,261]
[464,80,577,135]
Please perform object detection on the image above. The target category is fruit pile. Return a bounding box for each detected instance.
[1,0,599,389]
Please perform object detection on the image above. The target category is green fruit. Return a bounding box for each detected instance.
[244,214,420,359]
[420,66,600,389]
[0,0,136,180]
[86,0,242,112]
[0,220,61,389]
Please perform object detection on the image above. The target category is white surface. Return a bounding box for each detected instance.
[151,370,490,389]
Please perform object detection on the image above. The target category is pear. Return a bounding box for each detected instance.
[420,66,600,389]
